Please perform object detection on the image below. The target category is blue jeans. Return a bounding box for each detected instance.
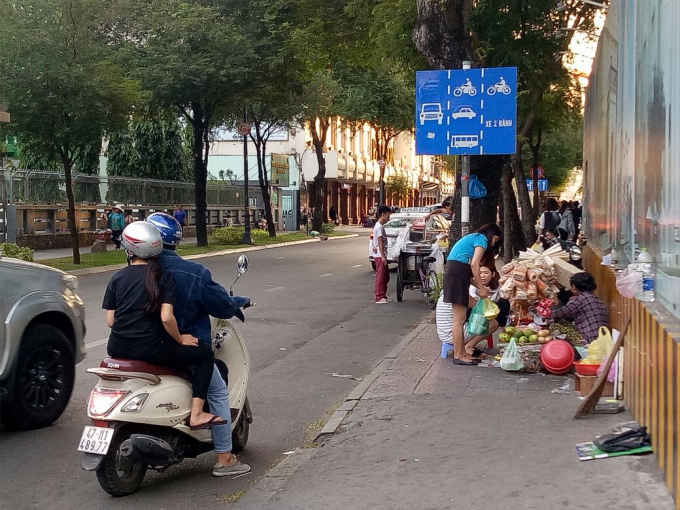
[207,365,232,454]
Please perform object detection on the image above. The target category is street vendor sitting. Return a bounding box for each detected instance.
[437,263,510,359]
[551,272,608,344]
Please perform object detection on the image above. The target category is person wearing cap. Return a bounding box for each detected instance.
[109,205,126,249]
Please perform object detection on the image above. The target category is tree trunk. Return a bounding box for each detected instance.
[191,102,209,247]
[511,148,536,246]
[310,119,329,233]
[528,128,542,218]
[252,128,276,238]
[413,0,474,69]
[60,152,80,265]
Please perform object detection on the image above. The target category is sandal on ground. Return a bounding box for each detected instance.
[452,357,479,366]
[189,415,229,431]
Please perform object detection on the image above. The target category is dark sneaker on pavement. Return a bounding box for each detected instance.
[212,458,251,477]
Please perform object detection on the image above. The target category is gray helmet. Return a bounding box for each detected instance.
[121,222,163,259]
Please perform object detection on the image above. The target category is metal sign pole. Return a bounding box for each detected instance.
[240,106,253,244]
[460,60,472,237]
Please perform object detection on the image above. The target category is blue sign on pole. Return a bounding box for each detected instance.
[526,179,549,192]
[415,67,517,156]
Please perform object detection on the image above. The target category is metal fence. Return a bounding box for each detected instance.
[0,169,243,206]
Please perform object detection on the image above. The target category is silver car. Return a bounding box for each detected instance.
[0,257,86,429]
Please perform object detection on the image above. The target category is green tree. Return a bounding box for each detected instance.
[107,119,191,181]
[114,0,254,246]
[385,173,410,203]
[0,0,141,263]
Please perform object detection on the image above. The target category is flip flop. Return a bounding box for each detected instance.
[189,415,229,431]
[453,358,479,366]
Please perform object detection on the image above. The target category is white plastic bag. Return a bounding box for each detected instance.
[429,243,445,275]
[616,268,641,299]
[500,338,525,372]
[392,224,410,259]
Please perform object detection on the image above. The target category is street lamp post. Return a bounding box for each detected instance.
[291,148,309,236]
[239,105,253,244]
[460,60,472,237]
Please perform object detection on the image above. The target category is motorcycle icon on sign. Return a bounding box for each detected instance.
[487,78,511,96]
[453,79,477,97]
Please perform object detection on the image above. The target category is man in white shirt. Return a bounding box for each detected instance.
[373,205,392,304]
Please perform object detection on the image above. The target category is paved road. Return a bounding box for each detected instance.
[0,235,430,509]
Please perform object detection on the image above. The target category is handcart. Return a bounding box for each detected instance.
[396,242,438,309]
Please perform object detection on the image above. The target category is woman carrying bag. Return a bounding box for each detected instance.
[443,223,502,365]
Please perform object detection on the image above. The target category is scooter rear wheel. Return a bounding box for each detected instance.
[231,407,250,454]
[96,431,147,497]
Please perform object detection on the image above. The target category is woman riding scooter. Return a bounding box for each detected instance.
[102,222,227,430]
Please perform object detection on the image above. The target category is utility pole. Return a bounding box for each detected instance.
[460,60,472,237]
[240,105,253,244]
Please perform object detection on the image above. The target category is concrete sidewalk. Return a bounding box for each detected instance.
[235,322,675,510]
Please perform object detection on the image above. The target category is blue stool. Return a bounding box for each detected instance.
[441,343,454,359]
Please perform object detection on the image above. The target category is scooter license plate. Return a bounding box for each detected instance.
[77,426,115,455]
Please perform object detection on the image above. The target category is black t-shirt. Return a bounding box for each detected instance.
[102,265,177,359]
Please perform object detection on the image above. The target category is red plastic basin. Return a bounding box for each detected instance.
[541,340,575,375]
[574,361,600,376]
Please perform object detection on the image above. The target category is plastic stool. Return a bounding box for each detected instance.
[441,343,454,358]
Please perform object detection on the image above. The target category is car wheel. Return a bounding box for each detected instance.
[3,324,75,430]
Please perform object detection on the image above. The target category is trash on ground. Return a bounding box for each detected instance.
[282,450,295,455]
[279,347,287,351]
[518,377,529,384]
[416,357,426,363]
[326,372,363,381]
[551,379,574,394]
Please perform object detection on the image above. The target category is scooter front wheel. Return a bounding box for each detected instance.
[96,431,147,497]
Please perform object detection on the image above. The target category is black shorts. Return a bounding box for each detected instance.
[443,260,473,306]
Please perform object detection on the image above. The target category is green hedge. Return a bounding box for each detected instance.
[0,243,35,262]
[209,227,271,245]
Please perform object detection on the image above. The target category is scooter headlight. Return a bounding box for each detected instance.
[121,393,149,413]
[89,388,129,417]
[569,246,582,261]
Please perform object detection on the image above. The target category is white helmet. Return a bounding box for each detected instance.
[121,222,163,259]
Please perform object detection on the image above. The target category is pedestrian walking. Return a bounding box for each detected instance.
[571,200,582,239]
[443,223,502,365]
[538,198,560,237]
[372,205,392,304]
[174,205,187,233]
[109,205,126,250]
[558,200,575,241]
[329,206,338,226]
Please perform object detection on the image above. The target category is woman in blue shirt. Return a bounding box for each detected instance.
[443,223,502,365]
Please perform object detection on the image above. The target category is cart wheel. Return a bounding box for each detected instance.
[396,274,404,302]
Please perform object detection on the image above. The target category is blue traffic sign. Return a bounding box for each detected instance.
[415,67,517,156]
[526,179,549,192]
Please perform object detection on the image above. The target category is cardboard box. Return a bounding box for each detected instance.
[574,373,614,397]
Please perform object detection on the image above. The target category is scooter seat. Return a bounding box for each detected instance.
[100,358,190,379]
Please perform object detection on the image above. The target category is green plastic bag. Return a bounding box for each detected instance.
[468,299,490,336]
[500,338,525,371]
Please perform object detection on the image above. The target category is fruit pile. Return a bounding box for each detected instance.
[498,325,553,344]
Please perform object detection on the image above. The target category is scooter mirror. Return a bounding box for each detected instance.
[237,255,249,274]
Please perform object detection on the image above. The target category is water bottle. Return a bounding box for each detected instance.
[636,248,655,302]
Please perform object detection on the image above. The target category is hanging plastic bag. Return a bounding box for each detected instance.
[596,355,617,382]
[429,243,445,275]
[468,175,487,200]
[468,299,490,336]
[481,298,500,320]
[616,269,640,299]
[500,338,525,371]
[581,326,613,365]
[392,224,410,259]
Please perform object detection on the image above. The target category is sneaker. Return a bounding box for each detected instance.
[375,298,390,304]
[212,458,251,477]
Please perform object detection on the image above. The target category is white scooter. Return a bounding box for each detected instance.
[79,255,253,497]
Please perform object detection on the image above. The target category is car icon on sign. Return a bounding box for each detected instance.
[419,103,443,125]
[452,107,476,120]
